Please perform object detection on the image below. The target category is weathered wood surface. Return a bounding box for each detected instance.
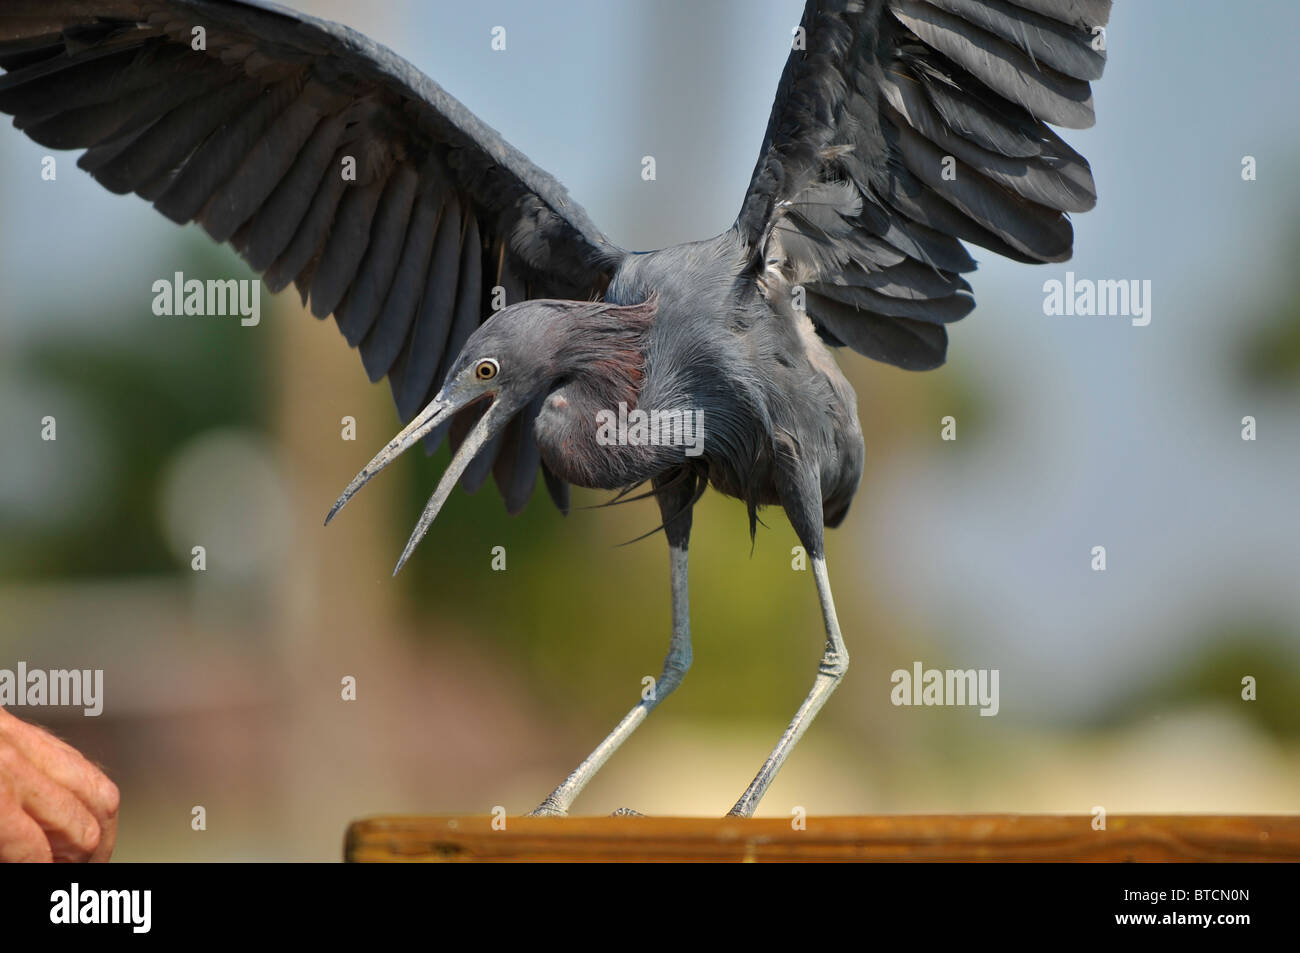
[345,814,1300,863]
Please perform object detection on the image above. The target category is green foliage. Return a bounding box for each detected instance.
[1239,300,1300,389]
[1238,233,1300,391]
[1094,620,1300,741]
[395,458,821,720]
[1,240,268,577]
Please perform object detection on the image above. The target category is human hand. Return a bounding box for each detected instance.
[0,707,118,862]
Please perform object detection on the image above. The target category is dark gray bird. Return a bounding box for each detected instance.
[0,0,1110,816]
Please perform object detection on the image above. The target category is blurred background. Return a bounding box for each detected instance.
[1,0,1297,861]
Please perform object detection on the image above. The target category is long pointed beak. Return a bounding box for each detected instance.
[325,393,504,576]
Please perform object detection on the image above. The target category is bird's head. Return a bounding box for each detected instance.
[325,296,657,573]
[436,299,587,418]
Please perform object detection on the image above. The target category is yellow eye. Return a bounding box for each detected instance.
[474,358,499,381]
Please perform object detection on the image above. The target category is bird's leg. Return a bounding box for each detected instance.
[729,475,848,817]
[529,472,695,817]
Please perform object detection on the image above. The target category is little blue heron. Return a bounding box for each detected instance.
[0,0,1109,816]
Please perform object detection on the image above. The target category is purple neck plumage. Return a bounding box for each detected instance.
[532,297,683,489]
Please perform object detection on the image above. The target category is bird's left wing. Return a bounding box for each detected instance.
[735,0,1109,370]
[0,0,625,514]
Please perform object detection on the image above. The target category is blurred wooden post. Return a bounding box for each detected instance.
[345,815,1300,862]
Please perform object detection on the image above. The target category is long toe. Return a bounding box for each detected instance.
[610,807,645,817]
[527,800,567,818]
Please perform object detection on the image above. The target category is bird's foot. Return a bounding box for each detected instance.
[725,799,756,818]
[610,807,644,817]
[526,798,567,817]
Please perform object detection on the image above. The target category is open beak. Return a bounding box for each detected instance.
[325,390,504,576]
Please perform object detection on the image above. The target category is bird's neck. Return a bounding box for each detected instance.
[533,379,693,490]
[530,296,703,489]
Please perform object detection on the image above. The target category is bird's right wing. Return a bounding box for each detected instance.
[0,0,626,514]
[736,0,1109,370]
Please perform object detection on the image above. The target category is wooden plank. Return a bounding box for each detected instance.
[344,814,1300,863]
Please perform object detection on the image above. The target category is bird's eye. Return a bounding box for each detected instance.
[474,358,499,381]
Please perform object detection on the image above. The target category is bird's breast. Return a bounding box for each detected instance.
[533,385,693,491]
[533,388,626,490]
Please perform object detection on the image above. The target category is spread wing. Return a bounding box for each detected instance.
[736,0,1109,370]
[0,0,626,513]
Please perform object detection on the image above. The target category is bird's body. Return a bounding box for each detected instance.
[1,0,1111,816]
[530,232,865,532]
